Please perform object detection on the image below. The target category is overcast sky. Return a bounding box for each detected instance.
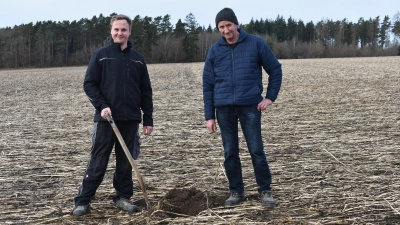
[1,0,399,29]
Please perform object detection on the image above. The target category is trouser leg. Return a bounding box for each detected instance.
[238,104,272,194]
[216,106,244,194]
[74,122,115,206]
[112,121,139,202]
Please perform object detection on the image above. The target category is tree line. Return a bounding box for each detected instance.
[0,12,399,69]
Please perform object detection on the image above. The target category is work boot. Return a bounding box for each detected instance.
[72,205,89,216]
[115,197,139,213]
[261,190,276,207]
[225,192,245,206]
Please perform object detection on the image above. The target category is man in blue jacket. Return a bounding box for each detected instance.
[203,8,282,207]
[73,14,153,216]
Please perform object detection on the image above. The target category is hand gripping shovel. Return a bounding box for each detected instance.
[104,112,152,214]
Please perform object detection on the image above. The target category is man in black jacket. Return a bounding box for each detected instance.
[73,14,153,216]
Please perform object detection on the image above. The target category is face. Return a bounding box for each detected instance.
[218,21,239,44]
[110,19,131,46]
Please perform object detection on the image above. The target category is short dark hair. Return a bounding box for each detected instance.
[110,14,132,28]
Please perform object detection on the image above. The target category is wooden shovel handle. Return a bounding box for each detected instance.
[104,112,152,213]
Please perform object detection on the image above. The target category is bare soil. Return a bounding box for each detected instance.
[0,57,399,224]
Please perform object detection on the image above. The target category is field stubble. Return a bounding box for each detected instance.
[0,57,399,224]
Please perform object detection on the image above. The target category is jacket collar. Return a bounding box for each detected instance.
[218,28,247,45]
[110,39,132,52]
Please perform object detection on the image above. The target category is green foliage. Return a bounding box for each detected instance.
[393,21,400,36]
[206,25,213,33]
[286,17,297,41]
[304,21,315,43]
[182,13,199,62]
[392,12,400,38]
[343,21,354,45]
[0,11,399,69]
[173,19,186,38]
[274,15,287,42]
[379,16,391,47]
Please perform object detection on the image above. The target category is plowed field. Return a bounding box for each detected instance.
[1,57,399,224]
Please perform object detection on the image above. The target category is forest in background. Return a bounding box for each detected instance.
[0,11,400,69]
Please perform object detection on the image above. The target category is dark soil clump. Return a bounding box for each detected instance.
[159,187,226,217]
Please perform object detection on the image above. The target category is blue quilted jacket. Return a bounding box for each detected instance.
[202,28,282,120]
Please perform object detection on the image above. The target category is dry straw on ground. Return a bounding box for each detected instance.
[0,57,399,224]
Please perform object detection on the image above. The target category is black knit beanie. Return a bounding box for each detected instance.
[215,8,238,28]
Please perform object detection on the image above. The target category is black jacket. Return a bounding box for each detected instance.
[83,41,153,126]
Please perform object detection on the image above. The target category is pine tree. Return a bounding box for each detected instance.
[379,16,391,47]
[182,13,199,62]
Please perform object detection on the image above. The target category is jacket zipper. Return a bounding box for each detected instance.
[231,47,236,104]
[123,52,127,119]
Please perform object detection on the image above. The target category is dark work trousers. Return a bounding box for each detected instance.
[74,120,139,206]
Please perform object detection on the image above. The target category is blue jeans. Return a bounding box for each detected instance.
[216,104,272,194]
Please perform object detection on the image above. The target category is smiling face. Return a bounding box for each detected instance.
[217,20,239,44]
[110,19,131,49]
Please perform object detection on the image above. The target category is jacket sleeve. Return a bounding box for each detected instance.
[140,61,154,127]
[259,39,282,102]
[202,49,216,121]
[83,50,109,111]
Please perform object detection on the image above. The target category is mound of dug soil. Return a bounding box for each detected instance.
[158,187,226,217]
